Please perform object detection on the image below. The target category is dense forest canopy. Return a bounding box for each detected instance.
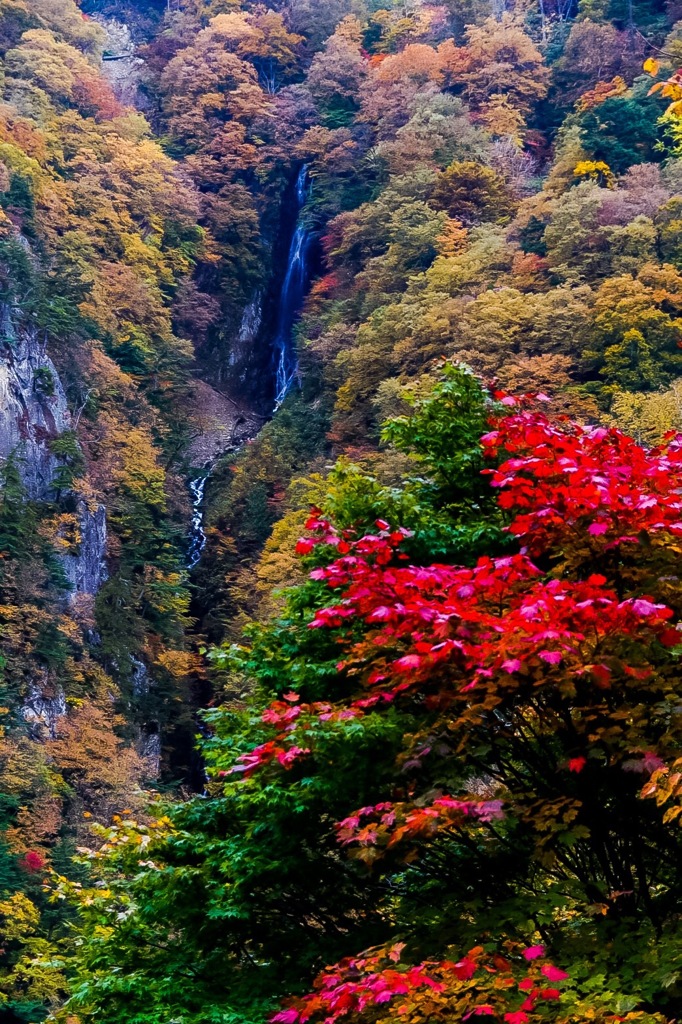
[0,0,681,1021]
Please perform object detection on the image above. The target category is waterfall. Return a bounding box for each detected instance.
[186,167,313,569]
[273,165,313,408]
[187,464,212,569]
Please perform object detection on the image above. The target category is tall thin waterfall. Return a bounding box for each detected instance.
[272,165,312,408]
[186,168,314,569]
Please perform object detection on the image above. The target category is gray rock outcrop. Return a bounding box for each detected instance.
[22,680,67,740]
[94,16,147,109]
[61,500,108,599]
[0,310,71,500]
[0,308,110,599]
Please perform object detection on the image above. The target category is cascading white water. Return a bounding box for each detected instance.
[273,165,313,408]
[186,167,314,569]
[187,465,212,568]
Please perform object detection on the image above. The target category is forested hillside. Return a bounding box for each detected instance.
[0,0,681,1021]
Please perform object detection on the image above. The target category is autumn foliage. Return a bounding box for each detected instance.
[271,942,569,1024]
[3,0,682,1021]
[57,373,682,1024]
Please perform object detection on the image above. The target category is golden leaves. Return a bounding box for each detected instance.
[644,60,682,118]
[641,757,682,821]
[573,160,615,188]
[154,650,199,678]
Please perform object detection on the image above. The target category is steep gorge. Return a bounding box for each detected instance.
[0,0,681,1019]
[0,0,321,817]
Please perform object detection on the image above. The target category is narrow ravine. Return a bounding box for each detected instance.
[94,18,316,575]
[273,165,314,408]
[186,165,315,567]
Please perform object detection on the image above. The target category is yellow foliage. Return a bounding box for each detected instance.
[435,218,469,258]
[0,893,40,942]
[477,93,526,145]
[646,62,682,121]
[610,380,682,443]
[154,650,199,678]
[573,160,615,187]
[440,14,550,116]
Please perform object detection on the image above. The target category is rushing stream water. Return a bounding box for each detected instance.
[186,165,314,567]
[187,464,212,569]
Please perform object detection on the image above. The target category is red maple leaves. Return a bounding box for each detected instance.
[308,550,673,705]
[336,795,504,860]
[20,850,45,873]
[234,400,682,1024]
[483,410,682,553]
[227,401,682,816]
[271,943,570,1024]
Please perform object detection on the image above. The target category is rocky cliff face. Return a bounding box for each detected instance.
[22,680,68,741]
[93,16,148,109]
[0,308,109,598]
[61,500,108,600]
[0,308,71,500]
[235,293,264,365]
[0,309,111,731]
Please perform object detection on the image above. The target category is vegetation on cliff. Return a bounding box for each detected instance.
[1,0,682,1021]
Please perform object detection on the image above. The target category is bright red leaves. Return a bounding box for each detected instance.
[271,944,570,1024]
[20,850,45,873]
[307,550,673,706]
[227,408,680,801]
[253,404,682,1024]
[336,796,504,860]
[483,411,682,554]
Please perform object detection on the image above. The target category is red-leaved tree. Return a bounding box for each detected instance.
[230,395,682,1023]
